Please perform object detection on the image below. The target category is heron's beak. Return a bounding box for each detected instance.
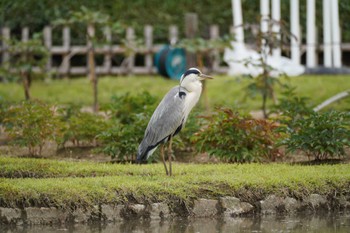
[199,73,213,80]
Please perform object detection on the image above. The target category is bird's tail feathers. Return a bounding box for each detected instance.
[136,140,157,163]
[136,146,147,163]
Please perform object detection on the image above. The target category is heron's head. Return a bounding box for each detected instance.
[180,68,213,89]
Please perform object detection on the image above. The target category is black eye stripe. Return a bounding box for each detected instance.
[184,69,200,77]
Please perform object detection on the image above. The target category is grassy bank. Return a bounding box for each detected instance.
[0,75,349,111]
[1,156,349,209]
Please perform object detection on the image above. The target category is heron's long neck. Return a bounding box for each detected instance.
[181,80,202,94]
[181,81,202,122]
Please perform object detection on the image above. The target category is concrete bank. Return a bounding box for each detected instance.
[1,193,350,225]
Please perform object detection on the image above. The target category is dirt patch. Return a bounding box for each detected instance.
[0,132,349,164]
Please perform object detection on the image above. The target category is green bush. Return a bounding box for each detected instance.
[97,113,149,161]
[61,110,111,147]
[273,87,313,126]
[97,92,157,160]
[0,98,8,126]
[192,108,283,162]
[106,91,157,124]
[279,111,350,160]
[2,101,63,155]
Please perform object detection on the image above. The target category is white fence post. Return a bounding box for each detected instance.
[271,0,281,58]
[1,27,10,64]
[306,0,317,67]
[44,26,52,73]
[232,0,244,43]
[290,0,301,64]
[126,27,135,74]
[169,25,178,45]
[103,26,112,74]
[331,0,341,68]
[260,0,270,55]
[210,25,220,72]
[21,27,29,42]
[323,0,332,67]
[61,26,71,75]
[144,25,153,73]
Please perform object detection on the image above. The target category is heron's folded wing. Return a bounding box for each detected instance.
[143,86,186,147]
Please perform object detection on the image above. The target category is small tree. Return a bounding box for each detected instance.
[3,101,62,156]
[54,6,123,112]
[0,34,48,100]
[239,19,294,118]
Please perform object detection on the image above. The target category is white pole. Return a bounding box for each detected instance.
[271,0,281,58]
[290,0,300,64]
[260,0,270,55]
[232,0,244,43]
[331,0,341,67]
[323,0,332,67]
[260,0,269,33]
[306,0,316,67]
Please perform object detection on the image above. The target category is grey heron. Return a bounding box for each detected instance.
[137,68,213,176]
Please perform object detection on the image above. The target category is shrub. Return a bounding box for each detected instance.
[3,101,62,156]
[279,111,350,160]
[106,91,158,124]
[97,113,149,161]
[192,108,283,162]
[273,87,313,127]
[62,110,111,147]
[98,92,157,160]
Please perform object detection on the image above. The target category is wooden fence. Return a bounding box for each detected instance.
[2,24,350,77]
[0,24,229,76]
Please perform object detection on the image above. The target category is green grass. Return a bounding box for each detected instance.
[0,156,349,209]
[0,74,349,111]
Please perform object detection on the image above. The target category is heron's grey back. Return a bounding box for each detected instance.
[137,86,187,160]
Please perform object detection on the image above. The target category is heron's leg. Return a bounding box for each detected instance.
[160,144,169,176]
[168,137,173,176]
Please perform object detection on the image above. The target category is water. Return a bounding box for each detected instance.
[2,212,350,233]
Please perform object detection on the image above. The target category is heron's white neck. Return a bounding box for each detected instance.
[180,80,202,123]
[181,79,203,94]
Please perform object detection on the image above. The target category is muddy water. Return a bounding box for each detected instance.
[2,212,350,233]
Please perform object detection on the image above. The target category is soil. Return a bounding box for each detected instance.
[0,131,349,164]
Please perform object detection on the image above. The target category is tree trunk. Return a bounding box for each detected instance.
[87,24,98,113]
[22,71,31,101]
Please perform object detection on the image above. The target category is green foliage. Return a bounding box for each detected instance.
[3,0,350,44]
[193,108,282,162]
[0,98,9,125]
[279,111,350,160]
[97,113,149,161]
[61,110,111,147]
[2,101,62,156]
[97,91,157,160]
[274,87,313,119]
[272,86,313,128]
[106,91,157,124]
[177,35,233,54]
[53,6,124,44]
[0,34,49,82]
